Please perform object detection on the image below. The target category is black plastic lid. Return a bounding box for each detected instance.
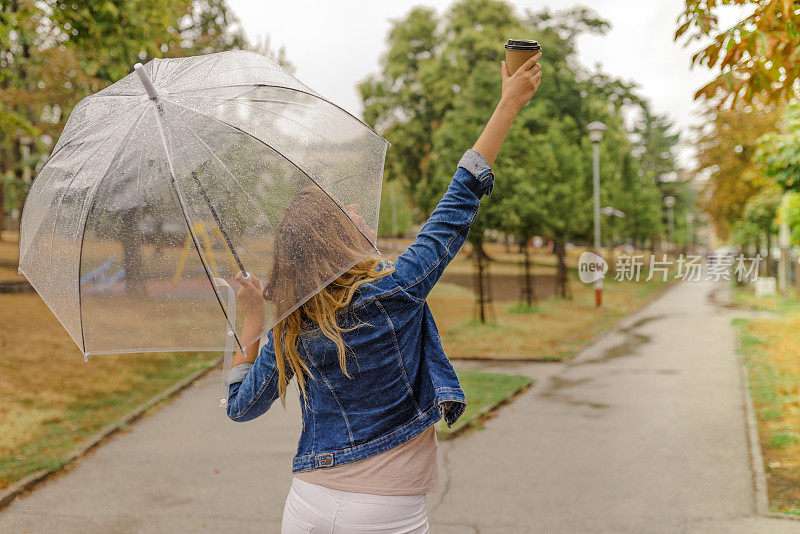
[504,39,540,51]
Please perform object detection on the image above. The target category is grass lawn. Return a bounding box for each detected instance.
[436,369,532,439]
[428,274,665,360]
[0,230,217,490]
[0,291,220,491]
[733,288,800,516]
[386,239,670,360]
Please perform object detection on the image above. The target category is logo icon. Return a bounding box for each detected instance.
[578,252,607,284]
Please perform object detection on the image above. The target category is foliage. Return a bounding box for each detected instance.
[676,0,800,106]
[743,185,782,235]
[777,192,800,245]
[46,0,246,82]
[377,179,415,237]
[0,0,258,237]
[362,0,680,307]
[756,103,800,191]
[693,99,783,238]
[758,104,800,246]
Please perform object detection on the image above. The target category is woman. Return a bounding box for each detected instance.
[226,52,543,533]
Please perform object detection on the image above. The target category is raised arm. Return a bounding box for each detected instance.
[472,51,542,165]
[391,52,543,301]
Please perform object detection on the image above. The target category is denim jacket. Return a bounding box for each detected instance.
[226,148,494,472]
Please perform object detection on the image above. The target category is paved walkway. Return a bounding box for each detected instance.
[1,281,797,532]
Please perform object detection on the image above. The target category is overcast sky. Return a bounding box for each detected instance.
[226,1,731,168]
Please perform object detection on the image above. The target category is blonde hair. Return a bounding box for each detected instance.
[262,187,393,405]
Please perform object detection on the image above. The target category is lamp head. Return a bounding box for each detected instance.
[664,195,676,208]
[587,121,607,143]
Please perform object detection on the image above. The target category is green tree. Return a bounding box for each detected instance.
[756,102,800,191]
[359,0,528,219]
[755,102,800,265]
[743,185,782,272]
[377,180,415,237]
[1,0,97,236]
[1,0,252,240]
[777,192,800,246]
[47,0,246,83]
[364,0,674,315]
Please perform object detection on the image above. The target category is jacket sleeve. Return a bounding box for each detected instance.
[226,330,292,422]
[391,148,494,301]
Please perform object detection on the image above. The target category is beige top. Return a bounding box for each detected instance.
[294,425,439,496]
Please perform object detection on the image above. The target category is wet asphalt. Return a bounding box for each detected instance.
[1,280,798,532]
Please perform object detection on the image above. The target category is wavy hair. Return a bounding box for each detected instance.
[262,187,393,405]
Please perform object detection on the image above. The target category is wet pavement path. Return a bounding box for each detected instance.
[1,281,797,532]
[428,280,798,532]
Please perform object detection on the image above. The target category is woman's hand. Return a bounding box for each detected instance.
[500,52,543,114]
[235,271,265,319]
[471,52,544,167]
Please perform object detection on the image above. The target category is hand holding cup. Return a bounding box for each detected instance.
[501,51,543,113]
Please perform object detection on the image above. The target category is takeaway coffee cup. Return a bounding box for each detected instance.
[504,39,541,75]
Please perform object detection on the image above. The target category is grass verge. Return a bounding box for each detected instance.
[428,274,666,360]
[0,292,220,491]
[733,288,800,516]
[436,369,532,439]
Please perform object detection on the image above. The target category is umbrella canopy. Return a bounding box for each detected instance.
[19,50,388,359]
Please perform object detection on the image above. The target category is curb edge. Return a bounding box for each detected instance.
[0,355,223,512]
[733,318,800,522]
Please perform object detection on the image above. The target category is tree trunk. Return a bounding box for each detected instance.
[766,232,773,277]
[554,237,569,298]
[521,240,536,306]
[473,235,490,323]
[121,208,145,298]
[0,182,5,239]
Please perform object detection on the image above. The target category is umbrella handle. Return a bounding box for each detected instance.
[134,63,158,99]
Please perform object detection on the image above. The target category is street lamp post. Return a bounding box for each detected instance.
[686,212,694,254]
[601,206,625,277]
[587,121,607,308]
[664,195,676,252]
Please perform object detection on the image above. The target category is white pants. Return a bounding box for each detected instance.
[282,476,430,533]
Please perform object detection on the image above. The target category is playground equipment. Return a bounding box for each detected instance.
[173,221,240,284]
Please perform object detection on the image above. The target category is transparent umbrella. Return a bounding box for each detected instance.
[18,50,388,396]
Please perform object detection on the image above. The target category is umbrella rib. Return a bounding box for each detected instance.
[183,129,263,260]
[76,107,150,355]
[39,111,142,269]
[152,103,245,355]
[189,170,247,276]
[37,108,139,271]
[184,127,268,213]
[160,97,379,254]
[50,95,154,163]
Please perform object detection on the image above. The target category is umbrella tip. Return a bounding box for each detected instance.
[133,62,158,100]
